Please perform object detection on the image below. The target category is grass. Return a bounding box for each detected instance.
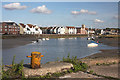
[89,70,94,74]
[2,56,24,79]
[62,54,88,72]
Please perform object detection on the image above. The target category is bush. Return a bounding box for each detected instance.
[89,70,94,74]
[2,56,24,79]
[63,54,88,72]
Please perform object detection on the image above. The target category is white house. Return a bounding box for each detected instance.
[19,23,42,34]
[33,25,42,34]
[53,27,58,34]
[56,27,65,34]
[24,24,32,34]
[66,26,77,34]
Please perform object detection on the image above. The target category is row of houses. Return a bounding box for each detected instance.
[0,21,87,35]
[0,21,119,35]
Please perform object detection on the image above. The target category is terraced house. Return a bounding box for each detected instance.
[0,21,20,35]
[19,23,42,34]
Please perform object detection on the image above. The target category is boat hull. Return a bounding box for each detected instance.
[88,43,98,47]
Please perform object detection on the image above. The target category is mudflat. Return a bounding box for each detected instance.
[2,37,36,49]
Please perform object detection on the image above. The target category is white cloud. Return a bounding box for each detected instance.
[71,9,97,15]
[3,3,27,10]
[31,5,52,14]
[80,9,88,13]
[94,19,104,23]
[71,11,80,15]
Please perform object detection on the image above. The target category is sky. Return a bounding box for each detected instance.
[1,2,118,28]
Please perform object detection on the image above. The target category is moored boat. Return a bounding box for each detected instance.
[46,38,49,40]
[87,41,98,47]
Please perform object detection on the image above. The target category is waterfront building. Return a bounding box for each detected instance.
[66,26,77,34]
[19,23,42,34]
[56,27,66,34]
[53,27,58,34]
[0,21,20,35]
[19,23,26,34]
[47,27,53,34]
[41,27,48,34]
[80,24,87,34]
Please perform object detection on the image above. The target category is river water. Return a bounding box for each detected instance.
[3,37,117,65]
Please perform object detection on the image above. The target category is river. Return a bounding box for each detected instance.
[3,37,117,65]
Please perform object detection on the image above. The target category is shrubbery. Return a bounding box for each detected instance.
[2,56,24,79]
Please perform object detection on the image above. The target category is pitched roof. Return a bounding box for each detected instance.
[48,27,53,30]
[76,27,81,29]
[27,24,33,28]
[85,28,88,30]
[53,27,56,29]
[66,26,75,29]
[19,23,26,28]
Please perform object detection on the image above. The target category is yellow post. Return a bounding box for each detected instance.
[27,52,44,69]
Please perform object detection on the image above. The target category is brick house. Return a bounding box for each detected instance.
[0,22,20,35]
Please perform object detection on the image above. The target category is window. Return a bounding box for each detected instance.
[5,29,7,31]
[36,28,38,31]
[1,29,2,31]
[27,28,30,31]
[5,26,7,28]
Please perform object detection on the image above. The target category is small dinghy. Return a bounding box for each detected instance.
[46,38,49,40]
[42,38,46,41]
[87,37,91,40]
[88,41,98,47]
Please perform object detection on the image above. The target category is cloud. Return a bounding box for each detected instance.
[94,19,104,23]
[71,9,97,15]
[80,9,88,13]
[3,3,27,10]
[71,11,80,15]
[31,5,52,14]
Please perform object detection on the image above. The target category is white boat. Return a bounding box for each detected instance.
[38,39,42,41]
[88,41,98,47]
[32,41,36,43]
[87,37,91,40]
[42,38,46,41]
[46,38,49,40]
